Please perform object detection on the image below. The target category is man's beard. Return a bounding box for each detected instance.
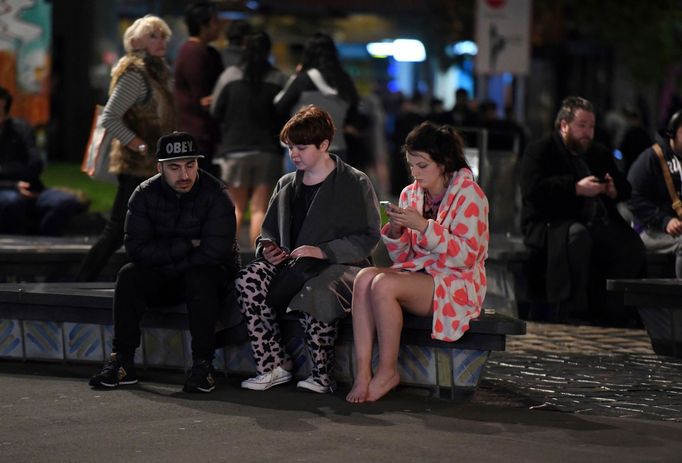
[565,131,592,154]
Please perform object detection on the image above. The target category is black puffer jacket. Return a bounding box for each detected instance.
[124,169,239,278]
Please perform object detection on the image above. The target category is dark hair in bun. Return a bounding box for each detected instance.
[402,122,469,173]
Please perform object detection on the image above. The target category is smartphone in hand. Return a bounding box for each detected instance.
[380,200,395,210]
[260,238,278,250]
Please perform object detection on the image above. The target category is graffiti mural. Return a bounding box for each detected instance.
[0,0,51,125]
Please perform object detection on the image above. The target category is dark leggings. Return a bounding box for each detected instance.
[76,174,144,281]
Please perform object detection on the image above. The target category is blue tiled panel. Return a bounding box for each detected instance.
[451,349,489,388]
[334,344,352,383]
[398,344,437,386]
[224,342,256,375]
[143,328,186,368]
[23,320,64,360]
[181,330,193,368]
[214,347,227,372]
[102,324,114,357]
[100,324,143,364]
[286,336,309,378]
[0,319,23,358]
[64,323,104,362]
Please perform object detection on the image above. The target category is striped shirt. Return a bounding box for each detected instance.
[101,70,149,146]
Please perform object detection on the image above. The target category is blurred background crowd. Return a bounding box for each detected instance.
[1,0,681,238]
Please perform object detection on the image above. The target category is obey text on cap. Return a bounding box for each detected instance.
[165,140,194,155]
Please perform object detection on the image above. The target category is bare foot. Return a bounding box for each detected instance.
[346,376,371,403]
[366,370,400,402]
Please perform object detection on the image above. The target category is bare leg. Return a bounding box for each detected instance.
[229,186,250,242]
[346,267,385,403]
[366,271,434,402]
[249,183,273,246]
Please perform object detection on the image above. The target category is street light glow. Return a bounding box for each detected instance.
[453,40,478,56]
[366,39,426,62]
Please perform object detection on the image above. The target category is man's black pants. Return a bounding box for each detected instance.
[562,220,646,325]
[112,262,228,362]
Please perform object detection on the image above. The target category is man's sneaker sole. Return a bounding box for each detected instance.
[88,378,138,388]
[119,378,139,385]
[183,383,215,393]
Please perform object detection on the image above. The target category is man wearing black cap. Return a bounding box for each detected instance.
[89,131,239,393]
[628,110,682,277]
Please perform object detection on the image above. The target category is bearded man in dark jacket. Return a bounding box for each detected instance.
[520,96,645,326]
[90,132,239,393]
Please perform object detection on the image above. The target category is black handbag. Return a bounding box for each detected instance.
[266,256,329,312]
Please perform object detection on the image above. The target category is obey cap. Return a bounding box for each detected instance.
[156,131,205,162]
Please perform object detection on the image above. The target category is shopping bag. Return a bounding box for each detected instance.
[81,105,117,183]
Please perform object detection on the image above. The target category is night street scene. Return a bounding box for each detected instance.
[1,1,682,462]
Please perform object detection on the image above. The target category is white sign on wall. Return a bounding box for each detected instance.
[475,0,532,75]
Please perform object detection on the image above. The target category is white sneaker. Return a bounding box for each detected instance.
[296,376,333,394]
[241,366,293,391]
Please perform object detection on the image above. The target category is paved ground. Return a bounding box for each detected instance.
[1,322,682,462]
[484,322,682,422]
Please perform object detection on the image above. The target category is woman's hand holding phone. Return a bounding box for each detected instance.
[261,239,289,265]
[381,200,429,235]
[381,201,405,237]
[380,200,395,211]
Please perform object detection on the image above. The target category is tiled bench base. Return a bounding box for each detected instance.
[0,320,491,393]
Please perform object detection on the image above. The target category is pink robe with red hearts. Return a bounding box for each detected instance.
[382,168,489,342]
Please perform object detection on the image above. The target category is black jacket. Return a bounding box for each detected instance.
[124,169,239,279]
[521,131,630,243]
[627,132,680,232]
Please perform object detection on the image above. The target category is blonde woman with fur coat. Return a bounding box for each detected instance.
[77,15,176,281]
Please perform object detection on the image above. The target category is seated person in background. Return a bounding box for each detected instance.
[89,132,239,393]
[0,86,86,235]
[448,88,479,147]
[449,88,479,128]
[235,105,381,394]
[478,99,527,155]
[520,96,646,326]
[346,122,489,403]
[628,110,682,277]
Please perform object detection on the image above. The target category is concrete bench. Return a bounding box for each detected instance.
[0,281,525,398]
[607,278,682,358]
[0,234,255,282]
[0,235,128,282]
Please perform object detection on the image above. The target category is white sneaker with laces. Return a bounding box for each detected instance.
[296,376,333,394]
[241,366,293,391]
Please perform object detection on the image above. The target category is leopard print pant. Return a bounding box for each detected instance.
[235,259,338,388]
